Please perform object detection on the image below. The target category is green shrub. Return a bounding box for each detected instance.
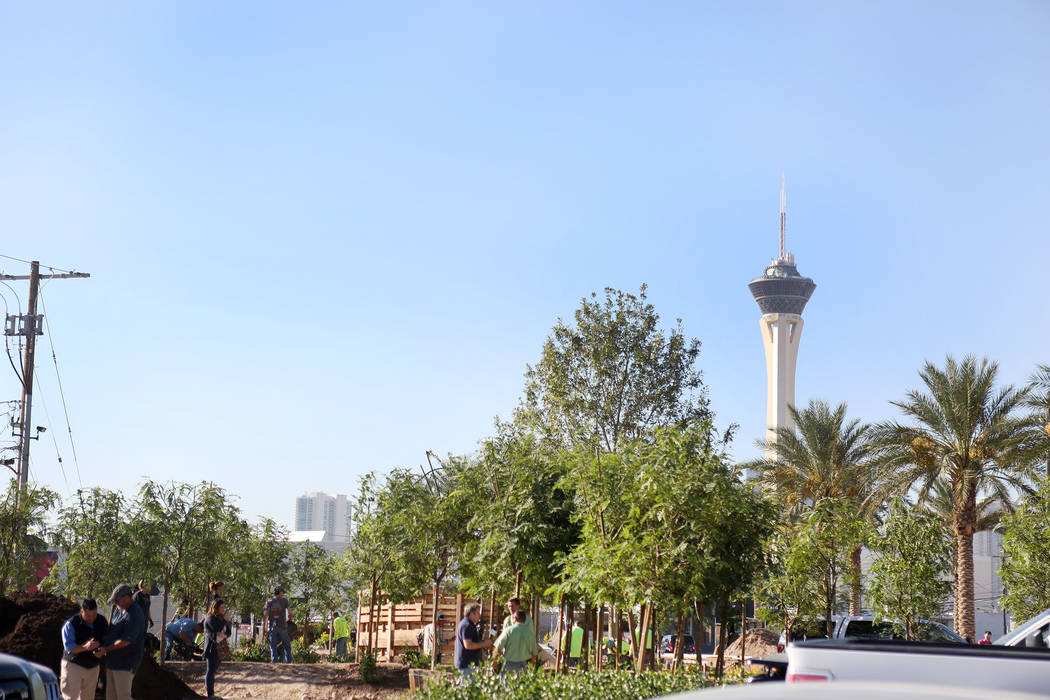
[292,639,320,663]
[359,650,379,684]
[416,667,719,700]
[400,648,432,669]
[230,640,270,662]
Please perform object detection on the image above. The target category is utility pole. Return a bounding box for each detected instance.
[1,260,89,490]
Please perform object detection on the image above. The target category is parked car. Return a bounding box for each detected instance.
[0,651,61,700]
[660,634,696,655]
[993,606,1049,647]
[776,616,964,651]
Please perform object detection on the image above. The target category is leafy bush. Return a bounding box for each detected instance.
[359,650,379,684]
[292,638,320,663]
[230,639,270,662]
[416,667,718,699]
[400,648,432,669]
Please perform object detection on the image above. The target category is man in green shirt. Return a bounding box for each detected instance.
[501,597,532,632]
[493,610,537,679]
[331,612,350,658]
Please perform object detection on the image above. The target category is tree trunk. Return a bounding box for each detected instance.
[613,606,622,670]
[953,483,978,641]
[740,603,746,670]
[487,587,497,638]
[514,569,522,599]
[594,604,602,671]
[626,607,638,666]
[367,578,377,655]
[695,603,704,668]
[849,546,863,615]
[715,600,728,678]
[673,609,685,670]
[430,581,440,670]
[581,605,591,671]
[556,602,565,673]
[159,588,170,664]
[635,602,652,674]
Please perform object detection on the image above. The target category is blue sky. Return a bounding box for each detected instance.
[1,1,1047,527]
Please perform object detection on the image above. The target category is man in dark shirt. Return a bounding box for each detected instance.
[454,603,493,679]
[98,584,145,700]
[60,598,108,700]
[132,580,153,632]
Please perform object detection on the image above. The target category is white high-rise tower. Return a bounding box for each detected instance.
[748,176,816,458]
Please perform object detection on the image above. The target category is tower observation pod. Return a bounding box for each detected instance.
[748,177,816,459]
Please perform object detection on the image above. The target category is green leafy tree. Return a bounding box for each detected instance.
[0,480,58,594]
[756,498,866,639]
[44,487,129,602]
[999,478,1050,621]
[872,355,1042,638]
[744,399,877,614]
[388,457,477,669]
[346,472,403,655]
[230,518,292,636]
[288,542,347,636]
[136,480,232,661]
[867,498,952,640]
[468,431,575,601]
[518,284,709,453]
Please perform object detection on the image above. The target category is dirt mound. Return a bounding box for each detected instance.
[133,656,201,699]
[0,591,78,676]
[724,626,779,660]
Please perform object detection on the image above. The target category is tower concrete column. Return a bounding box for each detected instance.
[759,313,804,459]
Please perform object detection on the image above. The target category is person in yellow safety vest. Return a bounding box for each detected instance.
[564,619,584,667]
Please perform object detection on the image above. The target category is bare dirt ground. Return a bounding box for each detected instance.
[166,661,410,700]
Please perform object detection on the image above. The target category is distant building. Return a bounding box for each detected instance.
[293,492,349,550]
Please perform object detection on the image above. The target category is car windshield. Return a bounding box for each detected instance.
[843,620,964,643]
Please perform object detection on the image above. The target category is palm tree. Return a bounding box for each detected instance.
[919,477,1006,606]
[872,355,1042,639]
[745,398,877,614]
[1024,364,1050,478]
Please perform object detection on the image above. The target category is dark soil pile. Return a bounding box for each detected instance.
[132,656,201,699]
[0,591,78,676]
[0,591,198,699]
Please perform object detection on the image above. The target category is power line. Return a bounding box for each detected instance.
[38,291,82,488]
[29,369,70,492]
[0,254,82,275]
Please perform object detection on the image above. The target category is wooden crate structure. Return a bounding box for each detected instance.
[356,589,479,661]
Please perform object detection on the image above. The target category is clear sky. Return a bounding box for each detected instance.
[1,1,1047,528]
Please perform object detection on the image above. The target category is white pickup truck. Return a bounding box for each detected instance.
[781,607,1050,694]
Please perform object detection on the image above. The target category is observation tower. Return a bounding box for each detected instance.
[748,177,816,458]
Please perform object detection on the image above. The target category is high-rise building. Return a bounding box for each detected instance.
[293,491,349,542]
[748,177,816,458]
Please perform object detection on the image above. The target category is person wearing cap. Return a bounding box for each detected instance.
[97,584,145,700]
[422,613,445,664]
[60,598,108,700]
[263,587,292,663]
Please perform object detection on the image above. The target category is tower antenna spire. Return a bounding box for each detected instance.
[779,172,786,259]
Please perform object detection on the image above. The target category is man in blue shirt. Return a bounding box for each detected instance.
[97,584,145,700]
[164,616,204,660]
[60,598,108,700]
[454,603,493,679]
